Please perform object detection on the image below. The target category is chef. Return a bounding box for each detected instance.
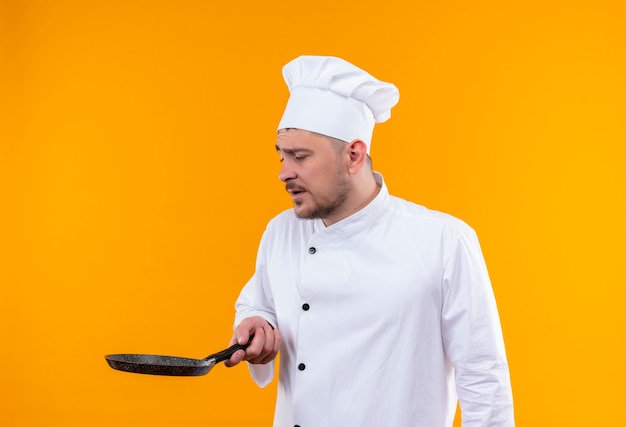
[225,55,514,427]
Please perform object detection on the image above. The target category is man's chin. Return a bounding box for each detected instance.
[293,209,310,219]
[293,204,316,220]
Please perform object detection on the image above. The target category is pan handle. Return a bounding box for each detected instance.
[207,336,253,364]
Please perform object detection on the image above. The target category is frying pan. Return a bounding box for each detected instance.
[105,339,251,376]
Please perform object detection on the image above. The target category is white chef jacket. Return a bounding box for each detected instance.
[234,173,514,427]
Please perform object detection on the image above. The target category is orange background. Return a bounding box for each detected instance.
[1,0,625,425]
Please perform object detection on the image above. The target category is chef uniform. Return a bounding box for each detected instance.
[233,56,514,427]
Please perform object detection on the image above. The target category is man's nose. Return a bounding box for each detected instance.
[279,161,296,182]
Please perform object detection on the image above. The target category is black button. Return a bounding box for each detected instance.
[308,247,316,254]
[294,425,301,427]
[302,303,310,311]
[298,363,306,371]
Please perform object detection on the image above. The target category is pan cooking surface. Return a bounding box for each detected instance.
[105,354,214,376]
[105,337,251,377]
[108,354,208,366]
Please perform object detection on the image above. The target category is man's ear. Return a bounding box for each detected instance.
[346,139,368,174]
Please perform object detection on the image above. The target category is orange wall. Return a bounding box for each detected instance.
[1,0,625,425]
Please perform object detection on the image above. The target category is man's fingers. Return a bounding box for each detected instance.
[225,316,280,367]
[237,330,251,346]
[259,327,281,364]
[245,327,266,362]
[224,349,245,368]
[248,325,280,365]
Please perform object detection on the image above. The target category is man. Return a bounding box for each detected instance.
[225,55,514,426]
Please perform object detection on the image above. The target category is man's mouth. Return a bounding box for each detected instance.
[286,183,306,197]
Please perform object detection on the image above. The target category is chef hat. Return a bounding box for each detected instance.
[277,55,399,153]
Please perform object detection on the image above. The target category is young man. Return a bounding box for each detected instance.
[226,55,514,426]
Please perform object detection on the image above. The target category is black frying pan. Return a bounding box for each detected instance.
[105,340,250,376]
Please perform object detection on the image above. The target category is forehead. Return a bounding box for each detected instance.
[275,129,330,151]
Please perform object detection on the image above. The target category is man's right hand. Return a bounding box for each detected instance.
[224,316,281,367]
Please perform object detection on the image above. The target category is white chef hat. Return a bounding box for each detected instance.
[277,55,399,153]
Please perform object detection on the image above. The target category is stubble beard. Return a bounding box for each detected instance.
[293,172,351,221]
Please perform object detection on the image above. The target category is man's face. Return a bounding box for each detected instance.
[276,129,351,223]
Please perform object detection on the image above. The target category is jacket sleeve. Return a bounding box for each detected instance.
[441,224,515,426]
[234,228,278,388]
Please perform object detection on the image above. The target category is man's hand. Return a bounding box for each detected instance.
[224,316,281,367]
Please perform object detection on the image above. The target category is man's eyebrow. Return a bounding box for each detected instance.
[275,145,312,154]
